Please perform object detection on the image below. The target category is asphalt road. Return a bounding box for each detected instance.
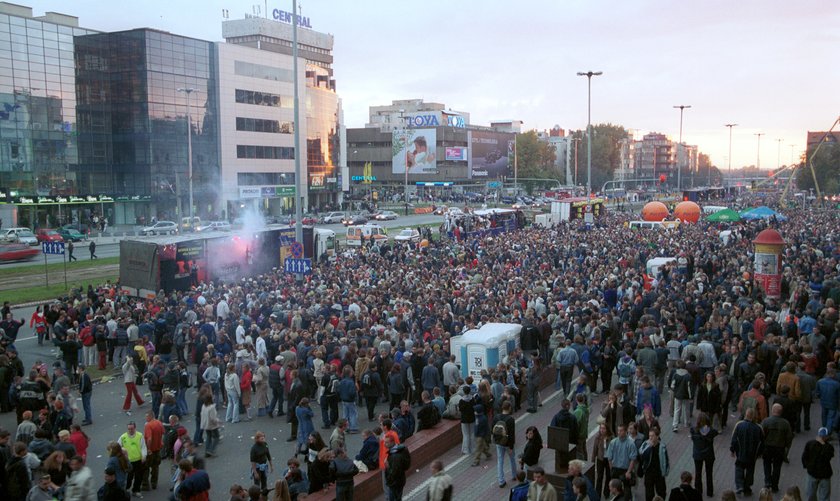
[0,213,446,271]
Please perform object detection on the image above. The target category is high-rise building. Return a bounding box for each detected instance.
[74,29,219,224]
[0,2,98,227]
[222,16,344,213]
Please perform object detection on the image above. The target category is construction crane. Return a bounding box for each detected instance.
[761,115,837,208]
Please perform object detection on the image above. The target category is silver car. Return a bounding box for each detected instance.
[140,221,178,236]
[1,227,38,246]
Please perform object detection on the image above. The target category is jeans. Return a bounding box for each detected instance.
[820,407,837,432]
[735,459,756,493]
[495,444,517,485]
[365,396,378,420]
[556,366,574,393]
[226,391,240,422]
[762,445,784,490]
[81,392,92,423]
[643,471,666,501]
[806,474,831,501]
[205,428,220,455]
[672,398,691,429]
[386,483,404,501]
[209,382,221,409]
[460,423,475,454]
[176,388,189,415]
[83,345,97,367]
[341,401,359,431]
[145,450,161,489]
[596,457,611,498]
[321,395,338,427]
[113,345,127,368]
[800,401,812,431]
[151,391,162,419]
[694,457,714,496]
[269,386,284,415]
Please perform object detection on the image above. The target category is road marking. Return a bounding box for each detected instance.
[403,388,600,499]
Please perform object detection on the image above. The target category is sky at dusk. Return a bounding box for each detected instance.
[28,0,840,170]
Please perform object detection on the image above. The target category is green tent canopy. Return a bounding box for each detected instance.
[706,208,741,222]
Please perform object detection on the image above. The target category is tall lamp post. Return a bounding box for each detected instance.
[399,109,410,215]
[776,138,783,170]
[176,87,196,231]
[572,137,581,188]
[673,105,691,191]
[725,124,738,182]
[754,132,764,169]
[577,71,602,196]
[292,0,303,248]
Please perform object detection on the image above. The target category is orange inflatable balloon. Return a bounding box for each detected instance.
[641,201,669,222]
[673,201,701,223]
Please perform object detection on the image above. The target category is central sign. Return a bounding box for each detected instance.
[272,9,312,28]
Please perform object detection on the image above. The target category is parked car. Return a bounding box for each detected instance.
[57,227,87,242]
[291,214,319,225]
[433,205,449,215]
[140,221,178,236]
[0,243,40,262]
[35,228,64,243]
[341,214,368,226]
[375,210,399,221]
[1,227,38,246]
[197,221,231,232]
[321,211,345,224]
[393,228,421,243]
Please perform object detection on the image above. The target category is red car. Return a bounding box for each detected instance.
[0,243,40,262]
[290,215,318,225]
[36,228,64,243]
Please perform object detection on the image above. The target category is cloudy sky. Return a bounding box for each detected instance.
[30,0,840,170]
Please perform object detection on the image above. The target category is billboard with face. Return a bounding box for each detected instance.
[392,128,437,175]
[469,130,514,178]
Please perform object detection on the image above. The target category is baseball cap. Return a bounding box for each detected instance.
[818,427,829,437]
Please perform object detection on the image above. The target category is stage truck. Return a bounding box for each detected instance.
[119,226,335,297]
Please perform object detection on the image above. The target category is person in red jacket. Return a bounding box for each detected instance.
[240,365,253,421]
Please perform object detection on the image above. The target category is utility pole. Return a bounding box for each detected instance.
[572,137,581,188]
[754,133,764,170]
[776,138,783,170]
[725,124,737,182]
[673,105,691,190]
[577,71,602,196]
[292,0,303,249]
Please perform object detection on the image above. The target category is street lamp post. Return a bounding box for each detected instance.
[577,71,602,196]
[292,0,303,248]
[673,105,691,191]
[754,133,764,169]
[572,137,581,187]
[176,87,196,231]
[725,124,738,182]
[399,109,410,215]
[776,138,783,170]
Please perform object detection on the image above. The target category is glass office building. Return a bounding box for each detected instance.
[0,3,98,227]
[75,29,219,225]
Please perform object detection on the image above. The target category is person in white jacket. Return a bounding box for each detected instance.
[224,363,241,423]
[122,357,145,414]
[200,394,222,456]
[65,456,96,501]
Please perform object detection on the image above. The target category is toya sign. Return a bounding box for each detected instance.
[272,9,312,28]
[404,113,466,128]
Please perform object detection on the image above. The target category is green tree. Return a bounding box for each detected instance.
[512,130,558,193]
[798,142,839,194]
[569,123,627,192]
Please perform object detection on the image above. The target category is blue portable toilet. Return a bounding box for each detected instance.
[452,323,521,379]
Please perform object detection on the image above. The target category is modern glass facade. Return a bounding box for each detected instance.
[74,29,219,224]
[0,9,96,200]
[305,68,340,206]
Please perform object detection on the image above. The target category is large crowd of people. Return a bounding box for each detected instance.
[0,193,838,501]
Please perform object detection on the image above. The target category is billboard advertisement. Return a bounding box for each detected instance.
[445,147,468,162]
[392,128,437,175]
[469,130,514,178]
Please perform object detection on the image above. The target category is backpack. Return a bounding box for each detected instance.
[328,375,340,395]
[492,418,509,446]
[361,372,372,388]
[510,482,529,501]
[618,360,634,379]
[740,393,758,418]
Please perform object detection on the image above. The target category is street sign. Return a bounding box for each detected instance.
[290,241,304,259]
[487,181,503,189]
[42,241,65,255]
[284,257,312,275]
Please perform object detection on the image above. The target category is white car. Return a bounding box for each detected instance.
[393,228,420,242]
[1,227,38,246]
[375,211,399,221]
[321,211,345,224]
[197,221,231,232]
[141,221,178,236]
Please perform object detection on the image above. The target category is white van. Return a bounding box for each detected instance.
[345,224,387,247]
[629,220,680,230]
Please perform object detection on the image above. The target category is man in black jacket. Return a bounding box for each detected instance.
[416,391,441,432]
[802,427,834,501]
[549,399,578,439]
[6,442,31,501]
[667,471,701,501]
[329,447,359,500]
[384,434,411,500]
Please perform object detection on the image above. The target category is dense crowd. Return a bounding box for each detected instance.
[0,194,838,501]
